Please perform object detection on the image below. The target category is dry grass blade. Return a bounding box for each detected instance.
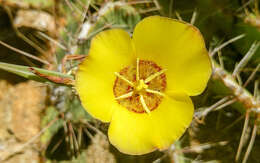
[37,31,67,51]
[0,40,50,65]
[64,0,82,16]
[3,6,49,58]
[75,0,89,11]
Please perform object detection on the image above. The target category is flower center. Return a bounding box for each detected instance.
[136,79,148,92]
[113,59,167,114]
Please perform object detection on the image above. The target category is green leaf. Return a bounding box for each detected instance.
[0,62,73,84]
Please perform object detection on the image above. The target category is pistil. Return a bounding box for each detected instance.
[136,79,148,91]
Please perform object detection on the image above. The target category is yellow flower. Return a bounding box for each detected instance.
[76,16,212,155]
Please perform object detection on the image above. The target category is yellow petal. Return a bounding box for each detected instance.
[108,94,193,155]
[75,29,135,122]
[133,16,212,96]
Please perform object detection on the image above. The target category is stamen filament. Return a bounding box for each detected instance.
[144,69,167,83]
[115,91,134,100]
[139,95,151,114]
[114,72,134,87]
[136,58,140,81]
[145,89,166,96]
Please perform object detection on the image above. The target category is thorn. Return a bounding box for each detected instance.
[217,51,225,68]
[233,41,260,77]
[82,121,104,136]
[175,11,183,21]
[242,119,258,163]
[213,98,237,111]
[50,136,64,154]
[253,80,259,99]
[70,124,79,155]
[236,0,254,12]
[236,110,250,162]
[77,125,82,149]
[222,115,244,132]
[195,96,231,119]
[190,8,198,25]
[83,127,94,141]
[68,123,74,156]
[236,73,243,86]
[210,34,246,57]
[177,141,228,154]
[243,64,260,87]
[61,114,71,157]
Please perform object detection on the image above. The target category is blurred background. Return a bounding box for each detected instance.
[0,0,259,162]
